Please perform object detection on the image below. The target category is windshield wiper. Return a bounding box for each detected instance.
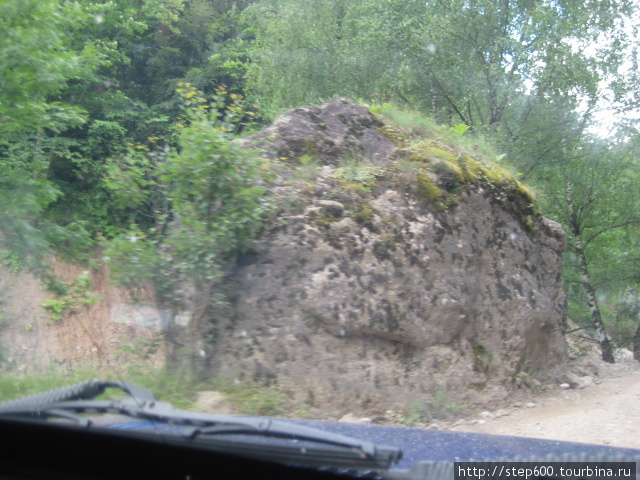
[0,379,402,471]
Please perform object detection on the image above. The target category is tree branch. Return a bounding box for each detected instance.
[429,73,470,126]
[583,219,640,247]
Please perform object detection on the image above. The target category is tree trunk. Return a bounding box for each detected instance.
[634,322,640,362]
[566,183,615,363]
[576,255,615,363]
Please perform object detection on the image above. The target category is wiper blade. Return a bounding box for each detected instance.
[0,379,155,409]
[0,379,402,471]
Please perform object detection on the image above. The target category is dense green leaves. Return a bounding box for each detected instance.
[533,139,640,359]
[0,0,91,139]
[103,83,271,373]
[0,0,103,265]
[246,0,636,172]
[105,85,271,306]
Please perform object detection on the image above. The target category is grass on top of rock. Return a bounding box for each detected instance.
[333,149,386,189]
[367,103,540,231]
[369,103,500,161]
[292,154,322,182]
[274,101,540,232]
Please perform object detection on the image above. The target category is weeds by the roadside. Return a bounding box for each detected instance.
[0,366,289,416]
[209,380,287,417]
[0,367,100,403]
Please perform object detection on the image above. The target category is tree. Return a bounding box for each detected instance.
[537,140,640,362]
[40,0,262,233]
[1,0,259,262]
[614,288,640,361]
[105,84,271,373]
[5,0,188,238]
[0,0,91,140]
[246,0,636,170]
[0,0,103,264]
[245,0,358,115]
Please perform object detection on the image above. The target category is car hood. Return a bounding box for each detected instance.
[111,417,640,470]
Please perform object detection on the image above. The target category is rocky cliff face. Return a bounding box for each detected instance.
[197,100,567,414]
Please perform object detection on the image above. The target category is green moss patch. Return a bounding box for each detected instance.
[337,103,542,232]
[416,173,458,211]
[420,146,459,163]
[313,216,336,229]
[351,199,377,229]
[377,123,409,146]
[430,160,467,193]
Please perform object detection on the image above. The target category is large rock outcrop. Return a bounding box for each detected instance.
[198,99,567,414]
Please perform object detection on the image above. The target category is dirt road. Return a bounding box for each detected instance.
[452,362,640,450]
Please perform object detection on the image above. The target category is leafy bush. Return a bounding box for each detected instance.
[41,272,102,322]
[104,84,272,346]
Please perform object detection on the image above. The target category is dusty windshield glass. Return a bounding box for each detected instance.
[1,0,639,451]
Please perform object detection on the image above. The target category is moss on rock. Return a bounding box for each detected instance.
[416,172,458,211]
[419,146,459,163]
[325,103,544,232]
[351,198,377,229]
[430,160,466,192]
[314,216,338,229]
[375,121,409,147]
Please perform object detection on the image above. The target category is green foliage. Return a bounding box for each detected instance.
[105,84,271,309]
[86,121,128,159]
[245,0,370,118]
[449,124,470,136]
[612,289,640,348]
[42,272,102,323]
[42,299,66,322]
[168,86,265,256]
[541,143,640,297]
[533,139,640,359]
[333,153,385,189]
[0,250,24,275]
[0,0,92,140]
[0,0,115,268]
[0,0,260,254]
[102,139,172,232]
[0,140,64,265]
[103,227,165,294]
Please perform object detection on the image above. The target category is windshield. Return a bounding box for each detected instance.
[1,0,640,456]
